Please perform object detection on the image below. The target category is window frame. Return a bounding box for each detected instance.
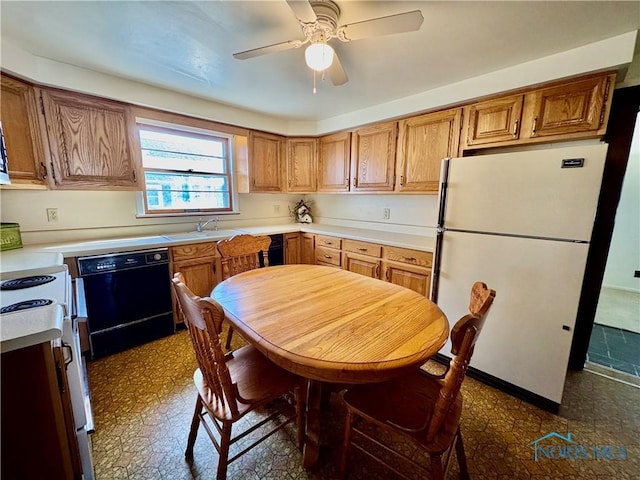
[136,117,239,216]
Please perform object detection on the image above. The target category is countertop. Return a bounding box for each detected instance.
[2,223,436,260]
[0,304,64,353]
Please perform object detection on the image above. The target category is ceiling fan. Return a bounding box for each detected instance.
[233,0,424,87]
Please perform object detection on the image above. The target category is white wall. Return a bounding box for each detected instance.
[602,112,640,292]
[0,190,300,245]
[307,194,438,236]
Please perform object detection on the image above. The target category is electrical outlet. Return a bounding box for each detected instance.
[273,204,280,214]
[46,208,59,222]
[383,208,390,219]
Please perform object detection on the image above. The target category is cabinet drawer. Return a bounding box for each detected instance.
[316,246,342,266]
[383,247,432,268]
[316,235,342,249]
[170,242,219,262]
[343,239,382,257]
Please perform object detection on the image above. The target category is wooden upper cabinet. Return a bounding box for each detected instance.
[286,137,316,192]
[248,131,284,192]
[521,74,613,139]
[39,88,140,189]
[463,94,523,147]
[0,74,47,187]
[318,131,351,192]
[462,72,615,150]
[396,108,462,193]
[351,121,397,191]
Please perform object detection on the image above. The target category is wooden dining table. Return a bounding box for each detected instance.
[211,264,449,469]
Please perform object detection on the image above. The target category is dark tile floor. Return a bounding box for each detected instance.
[86,330,640,480]
[588,324,640,378]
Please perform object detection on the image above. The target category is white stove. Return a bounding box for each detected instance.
[0,263,94,479]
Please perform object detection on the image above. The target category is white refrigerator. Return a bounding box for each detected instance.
[432,143,608,405]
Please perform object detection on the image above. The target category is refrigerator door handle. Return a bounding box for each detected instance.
[431,157,451,302]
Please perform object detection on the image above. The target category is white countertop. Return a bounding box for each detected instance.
[0,303,64,353]
[1,223,435,260]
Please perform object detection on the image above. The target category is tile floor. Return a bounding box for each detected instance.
[588,324,640,378]
[87,329,640,480]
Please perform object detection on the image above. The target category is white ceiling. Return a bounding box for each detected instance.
[1,1,639,122]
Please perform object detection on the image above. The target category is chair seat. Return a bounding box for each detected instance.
[194,344,299,422]
[343,369,463,454]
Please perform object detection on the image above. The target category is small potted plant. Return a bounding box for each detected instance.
[290,199,313,224]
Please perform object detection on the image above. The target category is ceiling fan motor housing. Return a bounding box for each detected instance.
[308,0,341,41]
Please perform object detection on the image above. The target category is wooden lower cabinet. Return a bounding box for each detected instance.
[301,233,315,264]
[284,232,301,264]
[2,341,82,480]
[382,261,432,297]
[169,242,220,325]
[342,239,382,278]
[382,246,433,297]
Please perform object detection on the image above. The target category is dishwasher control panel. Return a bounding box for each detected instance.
[78,248,169,276]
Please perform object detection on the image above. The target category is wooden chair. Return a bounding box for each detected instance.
[171,272,305,480]
[217,234,271,350]
[339,282,496,480]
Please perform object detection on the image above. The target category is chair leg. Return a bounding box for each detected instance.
[455,428,470,480]
[225,325,234,351]
[295,382,307,452]
[339,408,355,479]
[429,453,445,480]
[185,395,203,461]
[216,421,232,480]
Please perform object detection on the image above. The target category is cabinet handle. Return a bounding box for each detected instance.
[404,256,416,262]
[324,254,332,259]
[345,178,349,186]
[512,119,519,138]
[50,161,57,183]
[375,264,380,277]
[358,248,368,252]
[353,177,357,187]
[132,169,137,182]
[385,268,390,281]
[39,162,47,179]
[400,176,404,186]
[532,117,538,136]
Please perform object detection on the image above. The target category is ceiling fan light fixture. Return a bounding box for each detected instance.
[305,42,334,71]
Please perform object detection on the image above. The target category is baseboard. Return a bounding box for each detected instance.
[433,353,561,414]
[601,284,640,294]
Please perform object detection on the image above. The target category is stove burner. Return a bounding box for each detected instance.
[0,299,54,314]
[0,275,57,290]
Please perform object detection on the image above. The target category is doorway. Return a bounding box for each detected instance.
[587,112,640,377]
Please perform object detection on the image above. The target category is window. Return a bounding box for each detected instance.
[137,120,235,215]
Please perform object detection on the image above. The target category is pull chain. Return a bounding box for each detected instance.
[313,70,317,94]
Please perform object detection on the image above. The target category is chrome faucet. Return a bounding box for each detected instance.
[195,217,218,232]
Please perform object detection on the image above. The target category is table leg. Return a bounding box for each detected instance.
[302,379,322,469]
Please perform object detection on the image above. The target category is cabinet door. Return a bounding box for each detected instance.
[171,256,218,325]
[351,121,397,191]
[286,138,316,192]
[522,74,613,139]
[248,131,284,192]
[318,132,351,192]
[284,232,301,264]
[0,75,47,187]
[396,108,462,193]
[301,233,315,265]
[39,89,140,189]
[464,94,524,147]
[383,261,432,297]
[343,252,381,279]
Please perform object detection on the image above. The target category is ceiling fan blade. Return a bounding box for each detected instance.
[338,10,424,41]
[286,0,317,23]
[233,40,302,60]
[328,53,348,86]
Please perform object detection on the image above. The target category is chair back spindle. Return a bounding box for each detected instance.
[217,234,271,280]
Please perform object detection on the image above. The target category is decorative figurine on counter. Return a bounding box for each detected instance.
[290,199,313,224]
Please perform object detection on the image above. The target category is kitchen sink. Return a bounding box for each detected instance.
[161,230,240,241]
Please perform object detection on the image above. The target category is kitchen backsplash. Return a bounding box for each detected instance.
[0,189,438,245]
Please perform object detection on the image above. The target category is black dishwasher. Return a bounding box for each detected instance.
[259,234,284,267]
[77,248,174,358]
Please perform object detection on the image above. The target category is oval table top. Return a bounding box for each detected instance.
[212,264,450,383]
